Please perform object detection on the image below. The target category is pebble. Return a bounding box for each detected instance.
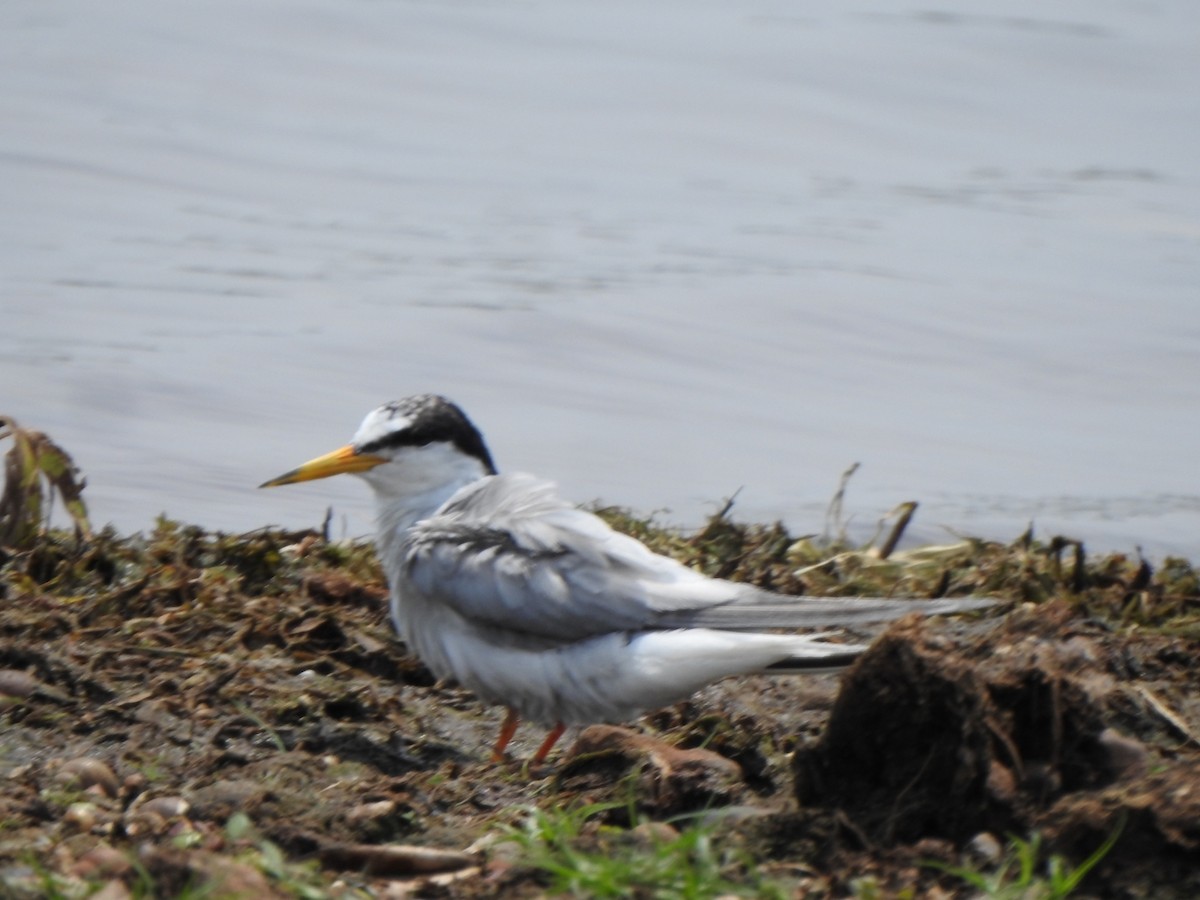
[965,831,1004,866]
[0,669,39,699]
[72,842,134,879]
[63,802,100,831]
[1097,728,1149,780]
[122,772,148,799]
[55,758,120,799]
[143,795,191,818]
[125,796,192,837]
[186,779,267,818]
[346,799,397,824]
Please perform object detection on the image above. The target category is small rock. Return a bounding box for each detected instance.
[913,837,955,862]
[985,760,1018,804]
[0,669,39,699]
[125,795,192,836]
[63,802,100,831]
[1097,728,1148,781]
[186,779,267,819]
[56,758,120,799]
[343,797,408,840]
[965,832,1004,866]
[346,799,397,824]
[72,842,134,880]
[122,772,148,800]
[138,796,191,819]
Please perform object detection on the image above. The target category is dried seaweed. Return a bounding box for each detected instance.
[0,416,91,549]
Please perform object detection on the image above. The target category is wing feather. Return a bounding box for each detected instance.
[401,473,993,642]
[654,593,996,629]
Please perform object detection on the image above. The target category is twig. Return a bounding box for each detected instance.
[824,462,860,544]
[1135,686,1200,746]
[873,502,918,561]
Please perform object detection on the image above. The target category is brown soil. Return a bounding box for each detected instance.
[1,523,1198,898]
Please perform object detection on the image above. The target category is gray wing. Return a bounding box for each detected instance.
[402,473,994,642]
[402,474,690,641]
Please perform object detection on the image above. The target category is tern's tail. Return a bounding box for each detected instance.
[656,593,996,631]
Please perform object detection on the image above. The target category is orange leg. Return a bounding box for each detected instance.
[491,707,521,762]
[531,722,567,765]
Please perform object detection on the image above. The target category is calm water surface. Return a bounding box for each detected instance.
[2,1,1198,556]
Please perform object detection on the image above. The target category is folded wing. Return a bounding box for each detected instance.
[401,473,993,643]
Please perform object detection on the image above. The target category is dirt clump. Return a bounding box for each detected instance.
[794,602,1200,895]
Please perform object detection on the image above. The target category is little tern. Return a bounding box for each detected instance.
[262,394,992,763]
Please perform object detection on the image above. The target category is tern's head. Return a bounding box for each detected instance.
[260,394,497,500]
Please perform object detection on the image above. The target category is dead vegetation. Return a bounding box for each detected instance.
[0,416,91,550]
[0,425,1198,898]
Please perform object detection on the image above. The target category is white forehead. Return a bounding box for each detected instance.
[352,405,411,447]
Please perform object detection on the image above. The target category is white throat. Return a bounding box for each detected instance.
[359,441,491,572]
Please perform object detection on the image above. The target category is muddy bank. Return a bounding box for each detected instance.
[1,519,1198,897]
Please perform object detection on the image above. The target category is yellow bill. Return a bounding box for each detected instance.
[259,444,386,488]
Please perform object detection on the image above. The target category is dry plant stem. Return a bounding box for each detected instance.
[875,501,918,561]
[824,461,860,544]
[0,416,91,548]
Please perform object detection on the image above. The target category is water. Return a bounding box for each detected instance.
[3,1,1198,557]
